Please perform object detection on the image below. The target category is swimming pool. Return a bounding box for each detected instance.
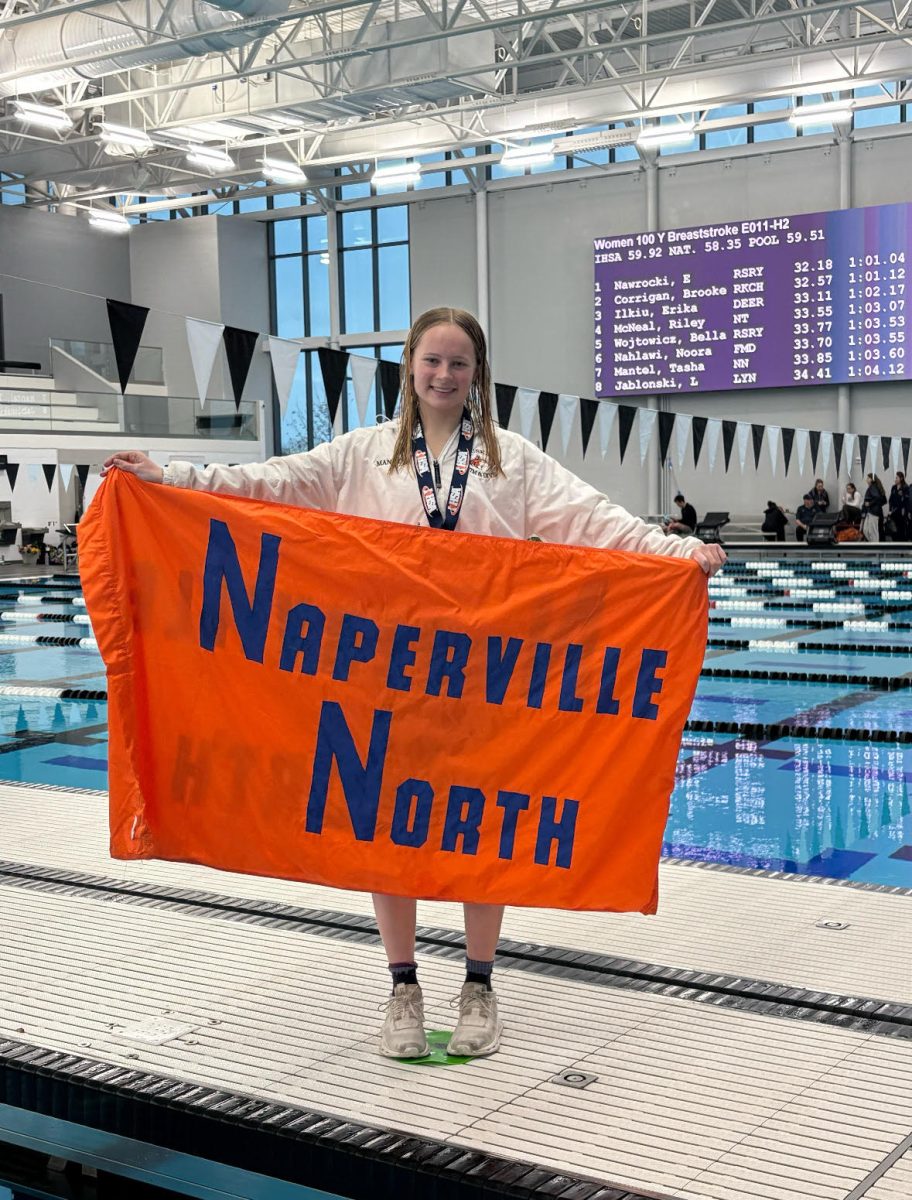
[2,562,910,888]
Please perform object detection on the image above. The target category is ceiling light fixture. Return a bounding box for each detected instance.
[88,209,131,233]
[372,161,421,186]
[636,122,696,147]
[186,145,235,171]
[97,122,154,152]
[262,157,308,185]
[789,101,853,125]
[170,120,251,141]
[12,100,73,131]
[500,141,555,166]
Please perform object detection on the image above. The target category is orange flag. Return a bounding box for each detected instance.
[79,471,707,912]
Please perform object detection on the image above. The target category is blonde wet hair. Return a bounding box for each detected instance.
[389,307,504,476]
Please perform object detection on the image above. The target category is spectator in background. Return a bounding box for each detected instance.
[841,481,860,510]
[761,501,789,542]
[665,492,697,535]
[862,473,887,542]
[795,493,816,542]
[811,478,830,513]
[888,471,910,541]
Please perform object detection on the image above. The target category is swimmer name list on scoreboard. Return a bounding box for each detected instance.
[593,202,912,397]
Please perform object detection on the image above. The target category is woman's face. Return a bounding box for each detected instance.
[815,481,825,492]
[411,323,477,425]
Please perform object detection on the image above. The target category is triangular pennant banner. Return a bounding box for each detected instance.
[781,427,795,475]
[106,298,149,394]
[5,462,19,491]
[42,463,57,491]
[867,435,879,474]
[767,426,780,477]
[185,317,224,410]
[722,420,737,472]
[796,429,809,476]
[692,416,708,468]
[27,464,40,485]
[891,436,902,473]
[598,402,617,458]
[705,420,721,472]
[222,326,259,410]
[349,353,379,427]
[820,431,832,480]
[318,348,349,427]
[843,433,855,477]
[857,435,869,477]
[538,391,558,453]
[75,464,90,490]
[638,408,658,465]
[832,432,844,475]
[657,411,676,466]
[808,429,820,472]
[902,437,910,474]
[268,336,302,421]
[557,394,578,456]
[736,422,751,473]
[377,359,401,420]
[517,388,540,441]
[60,464,74,492]
[618,405,637,464]
[675,413,692,470]
[881,435,892,471]
[495,383,517,430]
[580,398,599,457]
[751,424,765,469]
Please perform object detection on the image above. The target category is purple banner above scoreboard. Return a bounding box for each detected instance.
[594,203,911,397]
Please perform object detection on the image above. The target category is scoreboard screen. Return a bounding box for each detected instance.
[593,202,910,397]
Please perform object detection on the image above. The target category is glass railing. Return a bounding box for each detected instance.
[0,386,259,440]
[49,338,165,386]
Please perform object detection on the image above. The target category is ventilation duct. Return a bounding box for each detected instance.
[0,0,292,96]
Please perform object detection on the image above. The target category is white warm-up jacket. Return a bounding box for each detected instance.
[164,421,703,558]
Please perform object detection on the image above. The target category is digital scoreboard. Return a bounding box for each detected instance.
[594,202,911,397]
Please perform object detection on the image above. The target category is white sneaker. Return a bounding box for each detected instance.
[378,983,429,1058]
[447,982,502,1057]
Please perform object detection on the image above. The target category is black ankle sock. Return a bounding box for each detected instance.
[389,961,418,989]
[465,956,493,991]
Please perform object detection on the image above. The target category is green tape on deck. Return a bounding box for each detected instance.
[402,1030,472,1066]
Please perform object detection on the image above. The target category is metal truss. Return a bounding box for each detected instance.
[1,0,911,203]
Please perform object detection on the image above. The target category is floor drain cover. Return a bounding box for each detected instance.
[553,1070,597,1089]
[815,919,850,930]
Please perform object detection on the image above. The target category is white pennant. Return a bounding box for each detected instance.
[557,394,578,456]
[736,422,751,473]
[267,336,301,420]
[0,470,10,502]
[820,431,833,480]
[767,426,780,477]
[891,436,902,473]
[598,402,617,458]
[185,317,224,410]
[675,413,692,470]
[638,407,658,465]
[706,420,722,472]
[349,353,379,427]
[868,437,879,474]
[517,388,540,442]
[795,428,809,476]
[843,432,856,477]
[59,464,75,492]
[27,464,40,484]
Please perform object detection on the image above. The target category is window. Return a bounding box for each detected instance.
[1,174,26,205]
[751,97,795,142]
[339,205,410,335]
[854,83,902,129]
[704,104,748,149]
[269,212,330,338]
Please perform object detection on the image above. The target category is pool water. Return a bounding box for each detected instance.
[1,564,911,887]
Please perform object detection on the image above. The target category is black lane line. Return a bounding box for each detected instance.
[1,859,909,1040]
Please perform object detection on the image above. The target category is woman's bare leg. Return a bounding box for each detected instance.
[373,893,426,1058]
[463,902,505,959]
[372,893,418,962]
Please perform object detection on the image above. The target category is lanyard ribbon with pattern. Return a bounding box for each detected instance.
[412,407,475,531]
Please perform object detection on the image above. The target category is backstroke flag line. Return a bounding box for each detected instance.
[79,472,708,913]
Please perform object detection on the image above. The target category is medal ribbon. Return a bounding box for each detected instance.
[412,406,475,531]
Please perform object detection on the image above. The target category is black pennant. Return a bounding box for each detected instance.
[618,405,637,464]
[106,298,149,394]
[722,420,737,472]
[538,392,558,453]
[580,398,599,457]
[902,437,910,474]
[881,435,892,471]
[222,327,259,410]
[781,428,795,475]
[5,462,19,491]
[808,429,820,471]
[858,434,869,475]
[495,383,517,430]
[833,432,844,475]
[75,464,91,491]
[377,359,401,419]
[657,411,676,466]
[42,464,57,491]
[751,424,765,469]
[317,347,348,426]
[692,416,707,468]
